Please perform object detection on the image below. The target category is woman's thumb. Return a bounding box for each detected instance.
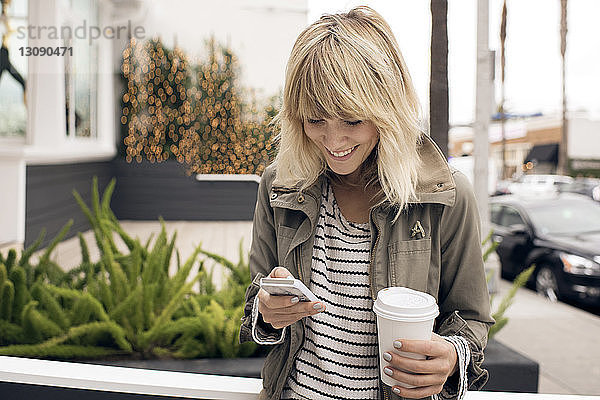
[270,266,293,278]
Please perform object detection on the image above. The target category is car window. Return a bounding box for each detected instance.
[490,203,503,225]
[500,206,525,227]
[527,199,600,235]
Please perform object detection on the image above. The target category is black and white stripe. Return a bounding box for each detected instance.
[434,335,471,400]
[282,179,379,400]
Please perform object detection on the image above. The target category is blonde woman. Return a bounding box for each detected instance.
[240,6,493,400]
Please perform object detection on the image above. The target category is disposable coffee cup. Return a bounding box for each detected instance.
[373,287,439,388]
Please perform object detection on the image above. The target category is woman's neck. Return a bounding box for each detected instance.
[330,179,377,224]
[337,170,362,187]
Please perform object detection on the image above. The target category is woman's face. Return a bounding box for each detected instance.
[303,117,379,180]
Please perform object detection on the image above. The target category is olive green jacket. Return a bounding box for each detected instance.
[240,135,494,400]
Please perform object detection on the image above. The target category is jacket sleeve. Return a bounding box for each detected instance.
[239,165,286,344]
[436,170,495,394]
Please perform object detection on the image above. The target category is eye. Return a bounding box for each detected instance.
[345,120,363,126]
[306,118,323,125]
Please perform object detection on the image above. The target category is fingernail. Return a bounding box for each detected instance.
[313,303,323,311]
[393,340,402,349]
[384,367,394,376]
[383,352,392,362]
[291,297,299,304]
[393,387,401,395]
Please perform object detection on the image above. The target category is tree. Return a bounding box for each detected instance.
[429,0,449,158]
[499,0,508,179]
[120,37,275,176]
[120,38,192,164]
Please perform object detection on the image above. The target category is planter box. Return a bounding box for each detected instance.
[1,339,537,399]
[0,356,262,400]
[85,357,265,379]
[86,339,538,394]
[25,161,114,248]
[112,159,259,221]
[24,159,261,247]
[0,381,187,400]
[482,339,539,393]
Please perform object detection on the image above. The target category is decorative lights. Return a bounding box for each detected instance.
[120,37,277,175]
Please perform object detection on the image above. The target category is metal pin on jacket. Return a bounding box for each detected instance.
[410,220,426,238]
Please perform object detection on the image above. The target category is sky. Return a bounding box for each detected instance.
[308,0,600,126]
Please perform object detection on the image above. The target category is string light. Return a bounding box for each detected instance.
[120,37,277,176]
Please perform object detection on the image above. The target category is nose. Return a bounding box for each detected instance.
[323,125,347,151]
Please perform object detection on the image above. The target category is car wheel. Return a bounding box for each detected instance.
[535,266,560,302]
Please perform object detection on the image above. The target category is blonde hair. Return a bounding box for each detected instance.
[272,6,423,213]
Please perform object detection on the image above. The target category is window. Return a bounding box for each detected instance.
[0,0,27,138]
[64,0,98,138]
[490,203,503,225]
[500,206,525,228]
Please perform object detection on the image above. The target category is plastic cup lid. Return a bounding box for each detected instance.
[373,287,439,322]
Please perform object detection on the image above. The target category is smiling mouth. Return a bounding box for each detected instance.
[327,145,358,158]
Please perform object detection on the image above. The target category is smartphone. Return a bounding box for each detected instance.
[259,277,319,302]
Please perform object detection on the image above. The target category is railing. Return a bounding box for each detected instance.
[1,356,598,400]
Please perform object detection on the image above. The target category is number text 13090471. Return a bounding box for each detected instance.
[19,47,73,57]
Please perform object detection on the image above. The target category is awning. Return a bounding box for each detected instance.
[524,143,559,165]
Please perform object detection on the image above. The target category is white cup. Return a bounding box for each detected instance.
[373,287,439,388]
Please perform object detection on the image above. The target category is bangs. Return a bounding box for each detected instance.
[294,35,371,122]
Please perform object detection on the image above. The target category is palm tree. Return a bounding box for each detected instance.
[499,0,507,178]
[558,0,568,174]
[429,0,449,158]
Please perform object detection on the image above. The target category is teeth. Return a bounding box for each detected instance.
[330,146,356,157]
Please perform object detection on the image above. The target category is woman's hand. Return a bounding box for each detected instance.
[382,333,458,399]
[257,267,325,330]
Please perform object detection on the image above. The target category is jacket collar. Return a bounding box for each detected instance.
[412,134,456,207]
[272,134,456,209]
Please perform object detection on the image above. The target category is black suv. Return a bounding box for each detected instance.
[490,193,600,305]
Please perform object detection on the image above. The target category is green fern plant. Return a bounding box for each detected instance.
[194,241,258,358]
[488,265,535,338]
[482,231,535,339]
[0,177,262,360]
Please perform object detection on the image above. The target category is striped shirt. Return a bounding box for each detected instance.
[281,178,380,400]
[249,179,471,399]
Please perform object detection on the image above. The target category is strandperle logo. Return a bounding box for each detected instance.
[16,20,146,45]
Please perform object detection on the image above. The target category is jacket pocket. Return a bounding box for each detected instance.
[388,238,432,291]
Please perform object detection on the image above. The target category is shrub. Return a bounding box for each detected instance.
[0,178,261,360]
[482,231,535,339]
[119,37,277,176]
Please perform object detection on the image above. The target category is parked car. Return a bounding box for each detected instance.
[493,179,513,196]
[490,193,600,305]
[560,177,600,202]
[507,174,574,197]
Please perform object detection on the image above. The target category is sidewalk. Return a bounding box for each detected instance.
[492,279,600,395]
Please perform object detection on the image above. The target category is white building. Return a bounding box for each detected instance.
[449,113,600,179]
[0,0,308,249]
